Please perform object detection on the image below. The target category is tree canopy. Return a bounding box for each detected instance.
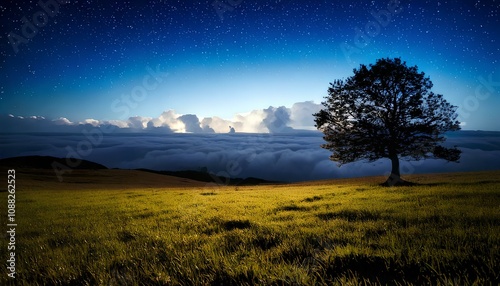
[314,58,461,186]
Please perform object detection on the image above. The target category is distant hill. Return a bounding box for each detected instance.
[0,156,277,186]
[135,169,281,186]
[0,156,107,170]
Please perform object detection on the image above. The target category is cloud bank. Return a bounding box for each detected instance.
[0,101,323,134]
[1,131,499,182]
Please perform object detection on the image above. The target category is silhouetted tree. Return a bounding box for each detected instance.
[314,58,461,186]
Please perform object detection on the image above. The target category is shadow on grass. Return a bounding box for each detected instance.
[200,192,217,196]
[380,179,418,187]
[383,179,500,188]
[222,219,252,231]
[117,231,136,243]
[316,254,500,285]
[275,204,311,212]
[201,217,226,235]
[302,196,322,202]
[317,210,381,222]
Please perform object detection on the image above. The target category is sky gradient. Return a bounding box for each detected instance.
[1,0,499,131]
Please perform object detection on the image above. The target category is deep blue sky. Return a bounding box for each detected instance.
[1,0,499,131]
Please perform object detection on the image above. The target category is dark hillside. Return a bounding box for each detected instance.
[0,155,107,170]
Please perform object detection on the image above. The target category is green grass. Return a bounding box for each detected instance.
[1,171,499,285]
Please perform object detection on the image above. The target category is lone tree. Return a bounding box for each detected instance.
[314,58,461,186]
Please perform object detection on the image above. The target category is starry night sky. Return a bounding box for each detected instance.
[1,0,499,131]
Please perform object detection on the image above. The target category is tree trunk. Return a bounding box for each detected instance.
[383,154,402,186]
[390,154,400,180]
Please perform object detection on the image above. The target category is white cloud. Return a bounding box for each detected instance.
[178,114,205,133]
[104,119,129,128]
[289,101,322,130]
[232,109,268,133]
[1,101,325,134]
[28,115,45,120]
[53,117,73,125]
[128,116,152,129]
[200,117,233,133]
[152,110,186,132]
[81,119,100,126]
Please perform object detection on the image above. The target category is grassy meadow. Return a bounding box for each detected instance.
[1,169,499,285]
